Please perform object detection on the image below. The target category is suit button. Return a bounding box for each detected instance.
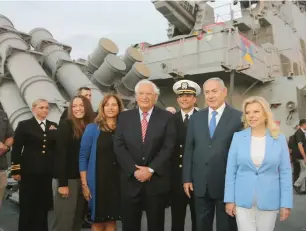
[42,145,46,148]
[42,151,45,154]
[43,140,46,142]
[179,165,182,168]
[179,155,182,158]
[209,145,212,148]
[44,134,46,137]
[142,157,145,160]
[180,145,183,148]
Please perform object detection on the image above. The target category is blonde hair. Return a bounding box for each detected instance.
[242,96,280,139]
[32,99,48,108]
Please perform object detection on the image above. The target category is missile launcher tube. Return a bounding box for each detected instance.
[116,62,151,96]
[0,81,32,129]
[88,38,119,73]
[122,47,144,72]
[0,15,65,123]
[29,28,103,111]
[93,54,126,87]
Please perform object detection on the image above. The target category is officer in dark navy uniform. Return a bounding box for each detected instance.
[11,99,57,231]
[170,80,201,231]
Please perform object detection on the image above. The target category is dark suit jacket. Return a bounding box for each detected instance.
[54,119,81,187]
[60,108,68,122]
[183,105,242,199]
[114,106,176,197]
[293,128,306,159]
[171,109,197,191]
[11,117,58,175]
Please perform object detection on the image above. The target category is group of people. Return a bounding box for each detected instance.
[0,77,295,231]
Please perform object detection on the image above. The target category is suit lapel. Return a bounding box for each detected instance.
[202,108,211,140]
[244,128,272,171]
[45,120,52,134]
[31,117,44,133]
[175,111,185,134]
[258,131,272,171]
[243,128,257,171]
[211,105,232,141]
[144,107,159,145]
[132,109,143,147]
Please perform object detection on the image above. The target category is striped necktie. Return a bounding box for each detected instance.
[141,112,148,142]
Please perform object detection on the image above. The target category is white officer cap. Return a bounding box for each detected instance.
[172,80,201,96]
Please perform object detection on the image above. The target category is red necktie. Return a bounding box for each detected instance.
[141,112,148,142]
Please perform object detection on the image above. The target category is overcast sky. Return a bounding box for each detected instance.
[1,0,240,59]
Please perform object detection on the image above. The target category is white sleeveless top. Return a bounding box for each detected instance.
[250,136,266,169]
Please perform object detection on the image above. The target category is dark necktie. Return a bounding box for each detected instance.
[40,122,45,131]
[183,114,189,128]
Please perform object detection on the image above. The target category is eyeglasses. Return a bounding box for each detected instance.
[137,92,154,97]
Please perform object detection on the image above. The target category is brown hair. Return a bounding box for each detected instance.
[95,94,124,131]
[68,95,95,139]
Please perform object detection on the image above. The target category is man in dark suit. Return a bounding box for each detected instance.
[11,99,58,231]
[114,79,176,231]
[60,86,92,121]
[289,124,300,182]
[170,80,201,231]
[183,77,242,231]
[293,119,306,193]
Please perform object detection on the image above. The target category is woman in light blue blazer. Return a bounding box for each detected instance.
[224,96,293,231]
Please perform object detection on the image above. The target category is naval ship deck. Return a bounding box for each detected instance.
[0,191,305,231]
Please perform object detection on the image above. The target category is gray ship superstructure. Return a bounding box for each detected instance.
[0,0,306,135]
[136,0,306,136]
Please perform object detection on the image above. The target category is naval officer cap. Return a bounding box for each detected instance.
[173,80,201,96]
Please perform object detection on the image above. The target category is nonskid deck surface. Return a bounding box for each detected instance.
[0,192,305,231]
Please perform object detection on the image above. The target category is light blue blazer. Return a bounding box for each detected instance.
[224,128,293,210]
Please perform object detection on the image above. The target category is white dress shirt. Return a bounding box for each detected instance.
[139,107,154,122]
[181,108,195,122]
[208,103,226,126]
[36,118,47,132]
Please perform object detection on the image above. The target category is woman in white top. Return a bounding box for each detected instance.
[224,96,293,231]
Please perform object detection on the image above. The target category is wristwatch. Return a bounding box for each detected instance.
[148,168,155,173]
[4,145,10,151]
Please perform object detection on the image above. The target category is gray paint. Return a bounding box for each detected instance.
[0,1,305,138]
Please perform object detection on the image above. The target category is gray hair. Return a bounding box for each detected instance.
[134,79,160,95]
[203,77,225,89]
[32,98,49,108]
